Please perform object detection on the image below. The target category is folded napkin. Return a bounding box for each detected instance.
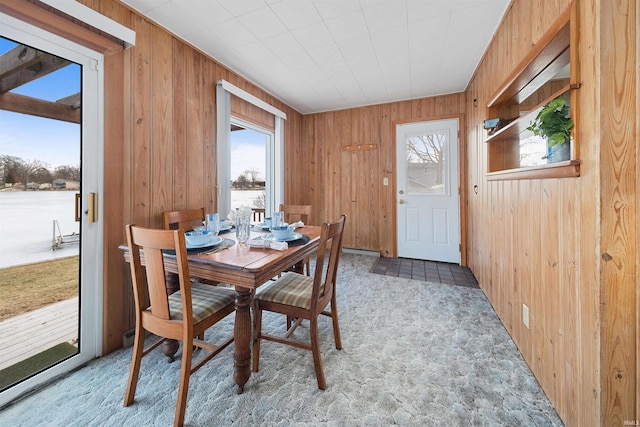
[247,238,288,251]
[289,221,305,229]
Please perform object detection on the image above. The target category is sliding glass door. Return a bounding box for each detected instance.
[0,13,102,406]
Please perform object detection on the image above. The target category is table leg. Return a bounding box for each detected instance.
[162,271,180,361]
[233,286,252,393]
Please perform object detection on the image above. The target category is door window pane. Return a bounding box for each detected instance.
[230,125,270,217]
[405,130,448,195]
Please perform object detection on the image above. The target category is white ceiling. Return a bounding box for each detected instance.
[119,0,510,114]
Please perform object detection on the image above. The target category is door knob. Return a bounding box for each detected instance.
[399,199,406,204]
[399,190,404,194]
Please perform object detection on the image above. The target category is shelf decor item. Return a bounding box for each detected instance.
[484,118,511,136]
[527,95,574,163]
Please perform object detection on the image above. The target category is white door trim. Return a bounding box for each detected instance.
[395,118,461,263]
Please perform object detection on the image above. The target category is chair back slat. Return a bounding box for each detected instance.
[163,208,205,231]
[279,204,311,224]
[311,215,346,309]
[126,225,192,322]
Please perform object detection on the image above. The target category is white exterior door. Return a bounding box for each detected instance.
[396,119,460,263]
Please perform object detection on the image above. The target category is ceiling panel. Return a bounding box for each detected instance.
[120,0,510,114]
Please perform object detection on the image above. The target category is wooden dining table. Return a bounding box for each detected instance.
[120,225,321,393]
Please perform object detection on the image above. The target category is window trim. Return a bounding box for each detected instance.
[216,80,285,216]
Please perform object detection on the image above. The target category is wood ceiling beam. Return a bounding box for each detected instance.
[56,93,81,109]
[0,45,44,79]
[0,50,70,94]
[0,92,80,123]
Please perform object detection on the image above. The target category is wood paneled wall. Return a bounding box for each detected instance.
[300,97,465,256]
[465,0,638,425]
[27,1,638,425]
[78,0,303,352]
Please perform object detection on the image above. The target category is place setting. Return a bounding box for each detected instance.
[248,211,309,251]
[178,213,236,254]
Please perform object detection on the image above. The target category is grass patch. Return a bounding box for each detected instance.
[0,257,78,321]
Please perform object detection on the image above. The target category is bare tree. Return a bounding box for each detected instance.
[0,155,23,184]
[54,164,80,181]
[20,159,51,188]
[31,166,52,183]
[245,168,261,183]
[253,192,266,209]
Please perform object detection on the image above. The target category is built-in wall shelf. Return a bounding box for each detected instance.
[486,160,580,181]
[485,84,574,144]
[484,2,579,180]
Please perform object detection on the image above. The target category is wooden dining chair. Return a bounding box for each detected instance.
[163,208,205,232]
[252,215,346,390]
[279,204,312,275]
[124,224,236,427]
[278,203,311,224]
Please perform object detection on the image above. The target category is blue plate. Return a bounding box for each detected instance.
[264,232,302,242]
[186,235,223,249]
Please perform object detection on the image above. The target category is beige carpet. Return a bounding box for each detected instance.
[0,253,563,426]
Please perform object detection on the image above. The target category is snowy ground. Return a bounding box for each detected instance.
[0,190,265,269]
[0,191,79,268]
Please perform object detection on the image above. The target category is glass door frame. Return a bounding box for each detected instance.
[0,11,103,406]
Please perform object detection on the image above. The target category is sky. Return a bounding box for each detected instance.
[1,36,265,176]
[230,129,267,182]
[0,36,81,169]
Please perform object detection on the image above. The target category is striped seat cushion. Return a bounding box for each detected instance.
[168,283,235,324]
[255,272,313,309]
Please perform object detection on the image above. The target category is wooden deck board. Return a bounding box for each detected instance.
[0,298,78,370]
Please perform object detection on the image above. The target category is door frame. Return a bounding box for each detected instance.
[392,114,467,265]
[0,11,103,407]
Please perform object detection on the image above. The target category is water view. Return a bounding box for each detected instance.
[0,190,265,268]
[0,191,79,268]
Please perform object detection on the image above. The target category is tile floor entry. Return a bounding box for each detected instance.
[371,257,479,289]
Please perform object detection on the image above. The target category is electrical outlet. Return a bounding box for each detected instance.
[522,304,530,329]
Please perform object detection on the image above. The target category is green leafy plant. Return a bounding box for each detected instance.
[527,96,574,147]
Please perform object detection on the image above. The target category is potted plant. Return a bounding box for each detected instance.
[527,95,574,163]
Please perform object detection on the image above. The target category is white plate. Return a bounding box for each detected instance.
[186,235,223,249]
[264,232,302,242]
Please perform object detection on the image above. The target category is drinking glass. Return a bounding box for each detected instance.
[236,216,250,244]
[272,211,283,228]
[205,213,220,236]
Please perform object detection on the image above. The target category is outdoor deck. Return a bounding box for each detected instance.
[0,297,78,370]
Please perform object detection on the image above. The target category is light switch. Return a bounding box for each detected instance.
[383,177,389,186]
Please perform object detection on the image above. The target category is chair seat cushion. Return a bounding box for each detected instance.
[168,283,235,324]
[255,273,313,309]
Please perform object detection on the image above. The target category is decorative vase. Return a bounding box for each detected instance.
[547,141,570,163]
[235,216,250,244]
